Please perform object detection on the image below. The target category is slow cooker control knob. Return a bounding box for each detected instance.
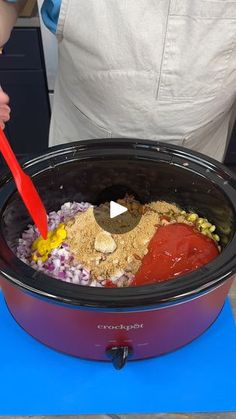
[106,346,133,369]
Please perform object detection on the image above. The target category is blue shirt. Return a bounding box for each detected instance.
[7,0,61,34]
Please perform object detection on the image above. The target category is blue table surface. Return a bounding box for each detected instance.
[0,292,235,415]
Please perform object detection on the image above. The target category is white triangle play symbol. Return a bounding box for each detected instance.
[110,201,128,219]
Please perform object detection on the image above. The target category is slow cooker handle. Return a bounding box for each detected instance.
[106,346,132,369]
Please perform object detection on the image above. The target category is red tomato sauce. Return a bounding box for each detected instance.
[133,223,219,286]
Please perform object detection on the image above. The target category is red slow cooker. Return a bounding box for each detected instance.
[0,139,235,369]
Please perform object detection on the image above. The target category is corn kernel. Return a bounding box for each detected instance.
[209,225,216,233]
[201,222,211,229]
[213,234,220,242]
[187,213,198,222]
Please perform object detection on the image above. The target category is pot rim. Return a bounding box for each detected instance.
[0,138,236,309]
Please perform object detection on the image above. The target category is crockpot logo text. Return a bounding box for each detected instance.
[97,323,144,331]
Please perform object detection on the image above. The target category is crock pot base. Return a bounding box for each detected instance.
[2,296,226,364]
[1,277,233,361]
[0,291,235,415]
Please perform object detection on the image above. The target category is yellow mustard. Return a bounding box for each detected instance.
[31,223,67,262]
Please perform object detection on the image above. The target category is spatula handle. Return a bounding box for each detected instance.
[0,127,23,179]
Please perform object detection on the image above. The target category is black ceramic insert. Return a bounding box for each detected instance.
[0,139,235,308]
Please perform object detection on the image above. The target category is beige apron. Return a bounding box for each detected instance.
[49,0,236,161]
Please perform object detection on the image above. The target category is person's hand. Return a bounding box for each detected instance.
[0,90,10,129]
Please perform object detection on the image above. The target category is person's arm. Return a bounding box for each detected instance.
[0,0,27,47]
[0,1,27,128]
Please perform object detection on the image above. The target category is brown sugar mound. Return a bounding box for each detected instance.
[65,199,182,283]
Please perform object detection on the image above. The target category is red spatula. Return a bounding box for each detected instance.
[0,127,48,239]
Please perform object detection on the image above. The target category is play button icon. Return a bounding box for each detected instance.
[93,186,142,234]
[110,201,128,219]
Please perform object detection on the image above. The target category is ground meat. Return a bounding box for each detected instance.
[65,200,182,281]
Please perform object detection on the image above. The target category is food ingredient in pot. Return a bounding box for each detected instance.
[17,202,92,286]
[94,232,117,254]
[16,199,220,287]
[32,224,67,262]
[64,200,181,283]
[133,223,219,286]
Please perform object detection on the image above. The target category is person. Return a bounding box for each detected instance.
[1,0,236,161]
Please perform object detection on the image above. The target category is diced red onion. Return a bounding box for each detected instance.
[16,201,127,287]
